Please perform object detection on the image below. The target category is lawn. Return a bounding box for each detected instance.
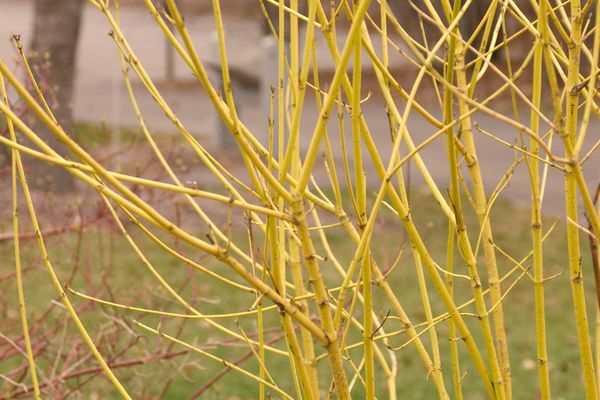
[0,182,593,399]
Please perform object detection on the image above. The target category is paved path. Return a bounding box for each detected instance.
[1,0,600,216]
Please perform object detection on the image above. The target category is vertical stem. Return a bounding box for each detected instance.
[444,0,506,399]
[449,51,506,400]
[530,1,551,397]
[288,1,320,394]
[446,223,463,400]
[268,216,314,400]
[441,6,464,397]
[288,230,320,397]
[379,4,399,397]
[257,271,266,400]
[450,1,510,395]
[361,254,375,399]
[563,1,598,397]
[1,74,41,400]
[575,0,600,154]
[597,307,600,394]
[349,1,373,396]
[291,198,350,399]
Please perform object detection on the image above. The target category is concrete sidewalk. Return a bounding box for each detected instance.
[1,0,599,216]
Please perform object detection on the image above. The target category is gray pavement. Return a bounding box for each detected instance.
[1,0,600,216]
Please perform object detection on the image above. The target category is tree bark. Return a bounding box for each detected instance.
[28,0,84,191]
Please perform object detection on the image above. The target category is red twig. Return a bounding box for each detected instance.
[3,350,189,399]
[0,212,106,244]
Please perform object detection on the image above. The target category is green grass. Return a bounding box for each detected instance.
[0,186,595,399]
[73,121,143,147]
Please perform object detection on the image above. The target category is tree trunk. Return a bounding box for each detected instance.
[28,0,84,191]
